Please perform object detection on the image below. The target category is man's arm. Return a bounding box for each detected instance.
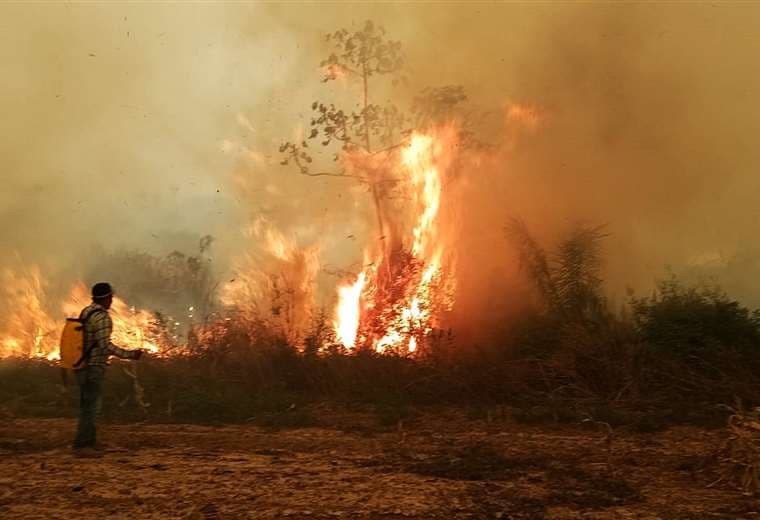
[107,340,142,360]
[93,312,142,360]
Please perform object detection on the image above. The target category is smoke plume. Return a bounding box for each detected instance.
[2,3,759,342]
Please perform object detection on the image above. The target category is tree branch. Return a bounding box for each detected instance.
[299,170,361,180]
[370,140,409,156]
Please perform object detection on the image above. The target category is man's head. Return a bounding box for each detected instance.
[91,282,114,310]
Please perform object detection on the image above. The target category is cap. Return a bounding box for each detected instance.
[91,282,113,299]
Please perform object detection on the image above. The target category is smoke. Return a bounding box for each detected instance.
[443,4,760,340]
[2,3,760,336]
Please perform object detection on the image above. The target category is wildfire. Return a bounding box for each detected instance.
[221,217,320,347]
[0,266,59,360]
[64,283,161,355]
[333,271,366,348]
[506,102,544,132]
[1,126,460,361]
[0,267,163,362]
[333,127,458,353]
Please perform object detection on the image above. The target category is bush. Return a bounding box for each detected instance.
[4,229,760,429]
[631,275,760,357]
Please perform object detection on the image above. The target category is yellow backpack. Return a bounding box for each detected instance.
[59,309,103,369]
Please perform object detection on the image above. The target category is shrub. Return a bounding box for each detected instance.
[631,275,760,357]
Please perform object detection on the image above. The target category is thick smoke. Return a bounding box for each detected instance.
[2,3,759,337]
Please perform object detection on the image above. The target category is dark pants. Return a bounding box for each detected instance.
[73,366,105,449]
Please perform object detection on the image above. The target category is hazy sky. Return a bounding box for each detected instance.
[2,2,760,309]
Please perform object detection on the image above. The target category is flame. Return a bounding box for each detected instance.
[0,266,58,360]
[334,271,366,349]
[0,268,164,361]
[222,217,320,347]
[506,102,544,134]
[333,126,458,353]
[64,283,161,354]
[407,134,443,258]
[3,126,460,361]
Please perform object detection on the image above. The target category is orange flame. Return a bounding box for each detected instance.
[222,217,320,347]
[0,267,164,361]
[333,126,458,353]
[64,283,161,355]
[334,271,366,349]
[0,266,59,360]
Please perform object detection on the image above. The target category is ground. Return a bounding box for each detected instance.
[0,411,756,519]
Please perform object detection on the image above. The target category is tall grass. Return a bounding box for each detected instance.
[3,225,760,428]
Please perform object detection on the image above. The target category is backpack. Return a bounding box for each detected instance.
[59,308,103,369]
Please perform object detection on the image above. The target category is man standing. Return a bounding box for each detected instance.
[73,282,144,457]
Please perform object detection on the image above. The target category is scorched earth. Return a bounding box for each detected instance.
[0,410,755,519]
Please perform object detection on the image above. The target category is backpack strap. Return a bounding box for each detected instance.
[73,308,107,368]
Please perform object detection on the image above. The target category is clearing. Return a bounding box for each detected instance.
[0,411,755,519]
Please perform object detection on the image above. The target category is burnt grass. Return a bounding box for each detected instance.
[0,413,755,519]
[1,324,759,519]
[369,444,641,513]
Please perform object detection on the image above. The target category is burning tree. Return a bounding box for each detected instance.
[279,21,477,234]
[277,21,464,353]
[279,20,407,237]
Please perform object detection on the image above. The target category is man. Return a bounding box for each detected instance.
[73,282,144,457]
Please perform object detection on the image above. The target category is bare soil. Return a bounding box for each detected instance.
[0,410,756,519]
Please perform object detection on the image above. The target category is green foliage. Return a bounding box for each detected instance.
[279,20,407,180]
[5,224,760,428]
[507,220,608,324]
[505,222,760,410]
[279,21,481,185]
[631,275,760,356]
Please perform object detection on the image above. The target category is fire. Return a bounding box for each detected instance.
[0,266,59,360]
[407,134,443,258]
[0,267,164,361]
[64,283,161,355]
[333,126,458,353]
[2,126,460,361]
[222,217,320,347]
[334,271,366,348]
[506,102,544,132]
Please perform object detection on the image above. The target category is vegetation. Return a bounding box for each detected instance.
[85,235,217,322]
[4,222,760,495]
[278,21,480,236]
[4,224,760,431]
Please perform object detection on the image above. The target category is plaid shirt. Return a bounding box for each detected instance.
[78,303,139,368]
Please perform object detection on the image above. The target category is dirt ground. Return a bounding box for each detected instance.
[0,411,757,519]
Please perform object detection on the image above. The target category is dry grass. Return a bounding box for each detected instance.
[715,402,760,494]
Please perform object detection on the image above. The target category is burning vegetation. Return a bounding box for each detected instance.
[3,12,760,508]
[0,267,161,361]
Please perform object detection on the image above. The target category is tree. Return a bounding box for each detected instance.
[280,21,407,237]
[506,219,608,324]
[280,21,482,237]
